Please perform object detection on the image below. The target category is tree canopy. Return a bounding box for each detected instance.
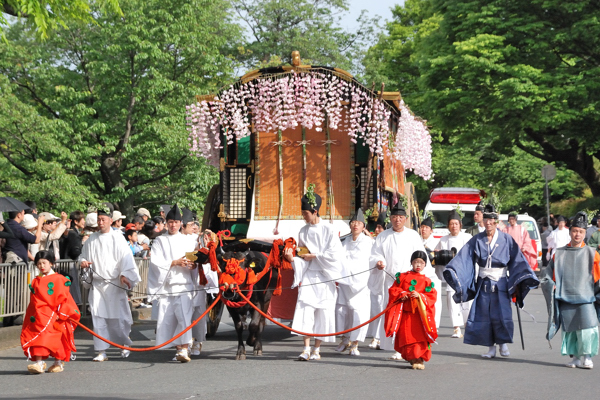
[365,0,595,212]
[1,0,122,39]
[0,0,238,215]
[231,0,378,73]
[418,0,600,197]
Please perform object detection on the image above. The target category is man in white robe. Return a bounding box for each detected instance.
[434,210,472,338]
[79,208,140,362]
[148,204,196,363]
[283,190,345,361]
[420,216,443,329]
[188,229,219,356]
[369,202,441,360]
[367,211,388,349]
[547,215,570,259]
[335,209,373,356]
[420,217,439,251]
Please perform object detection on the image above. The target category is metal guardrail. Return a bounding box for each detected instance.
[0,258,149,322]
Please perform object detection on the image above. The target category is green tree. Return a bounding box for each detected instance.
[1,0,122,39]
[0,75,97,212]
[417,0,600,196]
[232,0,378,73]
[365,0,591,213]
[0,0,238,215]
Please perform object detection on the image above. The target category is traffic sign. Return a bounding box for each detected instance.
[541,164,556,181]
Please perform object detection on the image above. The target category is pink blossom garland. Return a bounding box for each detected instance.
[393,100,433,180]
[185,71,432,180]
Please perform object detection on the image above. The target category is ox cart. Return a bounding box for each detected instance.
[186,52,433,339]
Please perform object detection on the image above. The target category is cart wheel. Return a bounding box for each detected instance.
[205,294,224,338]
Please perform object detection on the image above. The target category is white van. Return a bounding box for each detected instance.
[499,213,542,270]
[423,187,484,240]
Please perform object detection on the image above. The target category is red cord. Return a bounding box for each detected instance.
[236,289,397,337]
[70,294,221,351]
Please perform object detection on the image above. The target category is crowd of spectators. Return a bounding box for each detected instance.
[0,201,201,326]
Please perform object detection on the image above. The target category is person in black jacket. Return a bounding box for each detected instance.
[58,210,86,305]
[60,211,86,260]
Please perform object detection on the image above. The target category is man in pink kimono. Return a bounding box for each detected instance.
[502,212,538,271]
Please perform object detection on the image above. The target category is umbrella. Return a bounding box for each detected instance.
[0,197,31,213]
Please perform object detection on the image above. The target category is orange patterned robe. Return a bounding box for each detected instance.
[21,273,80,361]
[385,271,437,361]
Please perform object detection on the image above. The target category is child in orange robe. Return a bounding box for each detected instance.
[21,250,80,374]
[385,250,437,369]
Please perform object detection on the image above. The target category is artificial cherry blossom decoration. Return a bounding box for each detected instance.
[393,100,433,180]
[185,70,433,179]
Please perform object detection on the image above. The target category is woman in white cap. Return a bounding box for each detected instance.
[21,214,40,260]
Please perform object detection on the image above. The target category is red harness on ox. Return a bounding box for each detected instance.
[198,235,300,307]
[219,258,257,308]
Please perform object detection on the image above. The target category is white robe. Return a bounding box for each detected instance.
[435,232,473,327]
[79,229,140,350]
[547,227,570,258]
[368,227,441,351]
[336,233,373,342]
[422,234,440,251]
[190,263,219,343]
[291,220,345,342]
[149,232,196,348]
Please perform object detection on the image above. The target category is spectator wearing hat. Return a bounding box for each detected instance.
[21,214,40,260]
[83,213,99,243]
[130,215,151,255]
[111,211,127,232]
[159,205,171,220]
[136,208,151,222]
[38,211,68,261]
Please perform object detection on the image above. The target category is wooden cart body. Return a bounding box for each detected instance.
[190,63,430,240]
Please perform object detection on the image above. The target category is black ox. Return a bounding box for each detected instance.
[218,250,279,360]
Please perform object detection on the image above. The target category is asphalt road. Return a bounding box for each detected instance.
[0,286,598,400]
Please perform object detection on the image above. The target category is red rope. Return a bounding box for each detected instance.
[216,229,231,247]
[70,294,221,351]
[236,289,398,337]
[221,285,254,308]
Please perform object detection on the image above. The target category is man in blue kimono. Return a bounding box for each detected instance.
[443,204,539,358]
[541,211,600,369]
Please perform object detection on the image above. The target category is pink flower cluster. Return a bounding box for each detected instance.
[185,71,432,179]
[393,100,433,180]
[186,101,223,168]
